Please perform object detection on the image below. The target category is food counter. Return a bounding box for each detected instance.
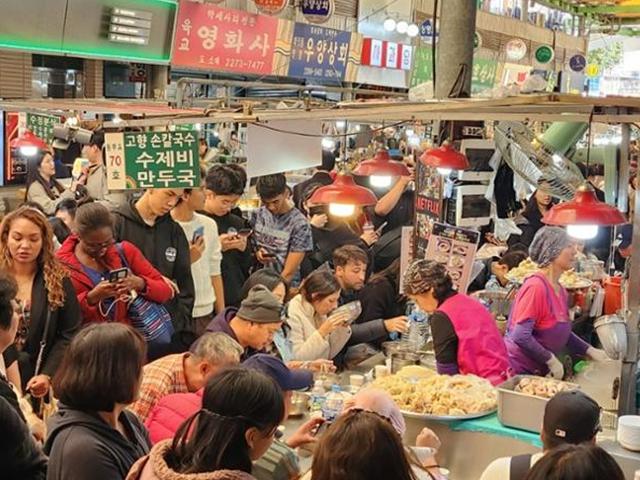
[282,354,640,480]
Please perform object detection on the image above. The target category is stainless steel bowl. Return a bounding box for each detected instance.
[289,392,309,417]
[390,351,421,374]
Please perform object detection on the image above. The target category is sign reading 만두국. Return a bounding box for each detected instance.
[288,24,351,81]
[301,0,334,24]
[26,114,60,143]
[105,131,200,190]
[172,3,279,75]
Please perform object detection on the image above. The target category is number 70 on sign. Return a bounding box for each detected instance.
[105,133,128,190]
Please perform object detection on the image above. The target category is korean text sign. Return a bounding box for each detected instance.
[105,131,200,190]
[288,24,351,81]
[172,3,278,75]
[26,114,60,143]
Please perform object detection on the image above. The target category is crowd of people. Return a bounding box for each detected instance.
[0,131,628,480]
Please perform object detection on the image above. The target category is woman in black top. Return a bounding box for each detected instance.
[0,206,80,396]
[509,181,555,250]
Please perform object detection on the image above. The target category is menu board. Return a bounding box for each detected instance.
[425,222,480,294]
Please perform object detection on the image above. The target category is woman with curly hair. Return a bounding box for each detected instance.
[403,260,510,385]
[0,206,80,397]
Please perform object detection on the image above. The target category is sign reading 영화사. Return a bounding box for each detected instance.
[288,23,351,81]
[300,0,334,24]
[26,113,60,143]
[105,131,200,190]
[172,3,280,75]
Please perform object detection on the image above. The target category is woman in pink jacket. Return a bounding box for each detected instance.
[403,260,510,385]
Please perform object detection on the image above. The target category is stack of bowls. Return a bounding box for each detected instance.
[617,416,640,451]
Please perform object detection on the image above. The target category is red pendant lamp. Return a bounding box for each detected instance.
[309,173,377,217]
[542,182,626,240]
[420,143,469,175]
[10,130,48,157]
[353,149,411,188]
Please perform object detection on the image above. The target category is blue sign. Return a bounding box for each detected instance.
[420,19,437,41]
[569,54,586,73]
[588,76,601,95]
[288,23,351,81]
[300,0,333,24]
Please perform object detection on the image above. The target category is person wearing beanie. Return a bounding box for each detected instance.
[504,226,609,379]
[206,285,284,360]
[480,390,602,480]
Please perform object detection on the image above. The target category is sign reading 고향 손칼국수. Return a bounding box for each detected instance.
[105,131,200,190]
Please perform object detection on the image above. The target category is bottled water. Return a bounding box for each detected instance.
[486,275,501,291]
[322,385,344,421]
[309,380,326,415]
[402,302,429,350]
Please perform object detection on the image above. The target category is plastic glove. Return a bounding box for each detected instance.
[587,347,610,362]
[546,355,564,380]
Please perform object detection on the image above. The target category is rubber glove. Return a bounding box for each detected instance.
[587,347,610,362]
[546,355,564,379]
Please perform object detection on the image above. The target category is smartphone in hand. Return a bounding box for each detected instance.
[192,225,205,242]
[109,268,128,283]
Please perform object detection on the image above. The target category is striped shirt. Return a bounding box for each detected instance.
[253,439,299,480]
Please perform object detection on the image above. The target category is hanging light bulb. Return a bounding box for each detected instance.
[194,123,203,131]
[112,115,123,125]
[310,173,377,218]
[405,128,415,137]
[384,18,397,32]
[408,135,421,148]
[542,183,626,240]
[421,144,469,175]
[407,23,420,37]
[354,149,411,189]
[213,130,220,137]
[335,120,346,129]
[370,175,393,188]
[396,21,409,34]
[566,225,599,240]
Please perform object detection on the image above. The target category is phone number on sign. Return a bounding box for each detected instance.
[198,55,266,71]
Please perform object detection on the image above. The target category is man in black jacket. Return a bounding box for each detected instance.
[113,188,196,353]
[292,149,335,211]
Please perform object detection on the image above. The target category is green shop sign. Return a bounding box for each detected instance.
[105,131,200,190]
[26,113,60,143]
[535,45,555,64]
[410,47,499,93]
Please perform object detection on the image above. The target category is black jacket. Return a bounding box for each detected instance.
[293,171,333,211]
[113,200,195,344]
[45,404,150,480]
[0,396,47,480]
[3,273,80,388]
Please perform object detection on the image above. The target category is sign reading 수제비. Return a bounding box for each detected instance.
[105,131,200,190]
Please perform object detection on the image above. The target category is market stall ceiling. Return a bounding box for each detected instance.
[2,95,640,126]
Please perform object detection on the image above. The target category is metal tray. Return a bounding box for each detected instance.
[400,407,497,422]
[497,375,579,433]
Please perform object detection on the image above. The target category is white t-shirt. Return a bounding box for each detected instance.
[479,452,544,480]
[175,213,222,317]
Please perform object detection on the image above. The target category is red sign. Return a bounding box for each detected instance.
[254,0,287,15]
[173,3,279,75]
[360,38,413,71]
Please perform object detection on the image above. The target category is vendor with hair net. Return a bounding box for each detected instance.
[403,260,510,385]
[505,226,609,379]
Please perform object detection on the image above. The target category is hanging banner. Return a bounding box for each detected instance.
[254,0,287,16]
[25,113,61,143]
[300,0,334,24]
[172,3,291,76]
[410,46,433,88]
[288,24,358,82]
[361,38,413,70]
[105,131,200,190]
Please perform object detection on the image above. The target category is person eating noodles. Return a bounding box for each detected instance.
[505,226,609,379]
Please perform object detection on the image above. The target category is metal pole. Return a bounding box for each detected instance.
[435,0,477,99]
[619,121,639,416]
[618,122,631,213]
[146,65,169,100]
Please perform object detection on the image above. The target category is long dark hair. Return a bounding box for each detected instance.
[301,269,340,303]
[312,410,419,480]
[368,258,401,288]
[24,149,65,201]
[524,444,624,480]
[167,367,284,474]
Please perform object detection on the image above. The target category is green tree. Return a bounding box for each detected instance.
[588,41,623,73]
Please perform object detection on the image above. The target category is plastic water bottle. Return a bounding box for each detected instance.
[402,302,429,350]
[322,385,344,422]
[309,380,326,415]
[486,275,501,291]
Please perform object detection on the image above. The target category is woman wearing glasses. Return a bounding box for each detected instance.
[57,202,174,326]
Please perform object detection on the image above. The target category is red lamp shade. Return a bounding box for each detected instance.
[420,144,470,171]
[309,173,377,206]
[10,130,48,154]
[353,149,411,177]
[542,183,626,226]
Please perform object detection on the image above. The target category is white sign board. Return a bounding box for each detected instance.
[246,120,323,179]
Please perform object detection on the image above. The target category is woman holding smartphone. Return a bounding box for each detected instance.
[57,203,174,326]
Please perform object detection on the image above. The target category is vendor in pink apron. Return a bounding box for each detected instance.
[403,260,510,386]
[505,226,609,379]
